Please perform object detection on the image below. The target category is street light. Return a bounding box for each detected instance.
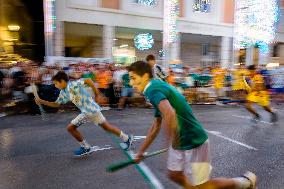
[8,25,20,31]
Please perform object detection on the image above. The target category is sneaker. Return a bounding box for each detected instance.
[74,146,92,156]
[0,113,7,118]
[215,101,224,106]
[242,171,257,189]
[251,115,260,124]
[122,134,134,151]
[271,112,278,123]
[102,106,111,111]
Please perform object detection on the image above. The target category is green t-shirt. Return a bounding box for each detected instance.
[82,72,95,81]
[122,73,132,88]
[144,79,208,150]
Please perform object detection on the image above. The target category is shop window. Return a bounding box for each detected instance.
[272,44,279,57]
[135,0,157,6]
[193,0,211,13]
[202,43,210,55]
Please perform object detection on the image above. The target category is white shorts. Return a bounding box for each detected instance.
[71,112,106,127]
[167,140,212,186]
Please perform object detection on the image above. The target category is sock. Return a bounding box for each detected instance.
[79,140,91,149]
[120,131,129,142]
[271,111,276,115]
[232,177,251,189]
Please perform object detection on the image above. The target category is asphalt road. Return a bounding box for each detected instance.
[0,104,283,189]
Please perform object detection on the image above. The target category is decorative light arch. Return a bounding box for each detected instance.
[134,33,154,50]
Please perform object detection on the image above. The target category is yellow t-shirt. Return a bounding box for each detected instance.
[250,74,265,91]
[232,69,249,90]
[246,74,269,106]
[211,68,225,88]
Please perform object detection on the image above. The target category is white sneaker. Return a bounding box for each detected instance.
[101,106,111,111]
[215,101,224,106]
[242,171,257,189]
[0,113,7,117]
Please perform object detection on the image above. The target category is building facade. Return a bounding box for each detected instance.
[49,0,284,67]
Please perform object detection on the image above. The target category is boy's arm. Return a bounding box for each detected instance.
[84,78,100,96]
[157,99,177,141]
[35,98,60,108]
[135,117,162,162]
[135,100,176,162]
[84,78,106,103]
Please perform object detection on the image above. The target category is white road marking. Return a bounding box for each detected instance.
[120,143,165,189]
[91,145,113,152]
[114,113,138,116]
[133,136,147,141]
[89,136,147,152]
[205,129,258,151]
[232,115,273,126]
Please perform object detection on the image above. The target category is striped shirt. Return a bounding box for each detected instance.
[56,79,101,114]
[153,64,168,81]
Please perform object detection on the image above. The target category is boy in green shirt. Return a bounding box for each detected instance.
[128,61,257,189]
[118,72,134,110]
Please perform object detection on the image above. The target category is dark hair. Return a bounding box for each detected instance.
[247,65,256,71]
[127,61,153,78]
[52,71,69,82]
[146,54,155,62]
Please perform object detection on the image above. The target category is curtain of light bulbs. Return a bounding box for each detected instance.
[43,0,56,57]
[234,0,279,54]
[163,0,179,67]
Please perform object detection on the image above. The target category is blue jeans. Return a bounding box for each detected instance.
[121,88,134,97]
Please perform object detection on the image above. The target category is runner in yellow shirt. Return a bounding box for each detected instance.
[211,65,225,99]
[245,65,277,123]
[232,66,249,100]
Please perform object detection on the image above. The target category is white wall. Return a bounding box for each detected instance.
[67,0,100,8]
[56,0,233,37]
[178,20,233,37]
[120,0,163,17]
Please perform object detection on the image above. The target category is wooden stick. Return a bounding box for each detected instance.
[106,148,168,172]
[32,84,47,120]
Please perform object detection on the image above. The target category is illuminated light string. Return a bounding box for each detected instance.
[134,33,154,50]
[158,49,165,57]
[234,0,279,54]
[44,0,56,34]
[193,0,211,13]
[164,0,179,44]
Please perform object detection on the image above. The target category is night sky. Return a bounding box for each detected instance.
[21,0,44,62]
